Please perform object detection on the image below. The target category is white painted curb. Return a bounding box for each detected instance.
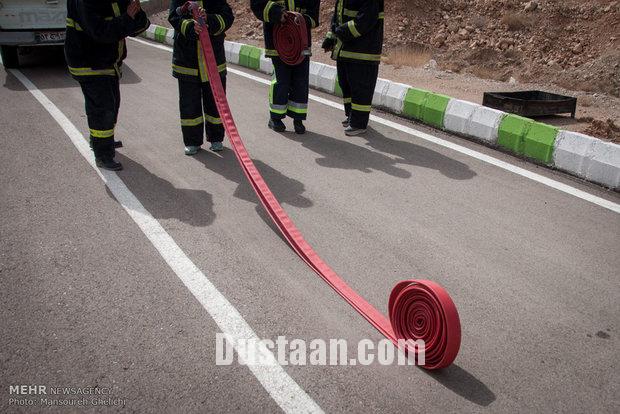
[372,78,391,107]
[444,100,504,145]
[553,131,620,188]
[383,81,409,114]
[259,50,273,74]
[224,41,242,65]
[316,64,337,94]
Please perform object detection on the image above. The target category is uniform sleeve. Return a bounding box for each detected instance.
[326,2,338,39]
[169,0,195,39]
[250,0,285,24]
[130,10,150,37]
[334,0,381,42]
[303,0,320,29]
[206,0,235,36]
[78,0,147,43]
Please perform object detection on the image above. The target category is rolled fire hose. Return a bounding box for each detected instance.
[272,11,309,66]
[189,2,461,369]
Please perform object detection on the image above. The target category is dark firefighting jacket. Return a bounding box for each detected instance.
[168,0,234,83]
[65,0,150,79]
[250,0,320,58]
[328,0,384,65]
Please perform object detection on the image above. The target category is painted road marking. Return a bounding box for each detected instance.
[6,67,324,414]
[129,36,620,214]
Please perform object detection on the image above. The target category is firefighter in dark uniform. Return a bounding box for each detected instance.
[169,0,234,155]
[322,0,383,136]
[251,0,320,135]
[65,0,150,170]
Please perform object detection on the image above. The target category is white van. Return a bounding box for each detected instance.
[0,0,67,68]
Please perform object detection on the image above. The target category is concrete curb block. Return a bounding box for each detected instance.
[444,100,506,145]
[383,82,409,114]
[554,131,620,188]
[372,78,391,107]
[142,26,620,190]
[224,41,242,65]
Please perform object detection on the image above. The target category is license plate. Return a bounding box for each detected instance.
[36,31,66,43]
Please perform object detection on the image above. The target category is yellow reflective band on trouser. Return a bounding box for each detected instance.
[205,114,222,125]
[181,19,192,36]
[181,116,204,127]
[69,67,117,77]
[264,1,276,23]
[347,20,361,38]
[287,101,308,114]
[112,3,121,17]
[343,97,352,104]
[265,49,278,57]
[351,103,371,112]
[172,64,199,76]
[90,128,115,138]
[214,15,226,36]
[269,76,287,114]
[338,50,382,62]
[66,18,82,31]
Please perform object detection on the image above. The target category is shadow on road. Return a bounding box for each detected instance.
[193,149,313,245]
[277,126,476,180]
[194,149,313,209]
[424,363,496,406]
[364,127,476,180]
[106,154,216,227]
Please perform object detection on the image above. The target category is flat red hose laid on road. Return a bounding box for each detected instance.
[189,2,460,369]
[273,12,309,66]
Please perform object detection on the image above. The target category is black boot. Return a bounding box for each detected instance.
[96,157,123,171]
[268,118,286,132]
[293,120,306,135]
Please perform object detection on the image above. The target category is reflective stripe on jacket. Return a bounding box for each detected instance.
[329,0,384,65]
[64,0,150,79]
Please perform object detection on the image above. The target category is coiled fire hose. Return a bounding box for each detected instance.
[188,2,461,369]
[273,11,309,66]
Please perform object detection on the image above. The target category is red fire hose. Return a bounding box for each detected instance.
[273,11,309,66]
[189,3,461,369]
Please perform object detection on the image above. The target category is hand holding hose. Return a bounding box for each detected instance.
[193,6,207,35]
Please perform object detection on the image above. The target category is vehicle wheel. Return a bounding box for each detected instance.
[0,46,19,68]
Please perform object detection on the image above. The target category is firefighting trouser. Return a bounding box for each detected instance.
[178,75,226,147]
[337,60,379,129]
[79,76,120,160]
[269,56,310,121]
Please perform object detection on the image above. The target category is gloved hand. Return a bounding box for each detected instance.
[321,37,336,52]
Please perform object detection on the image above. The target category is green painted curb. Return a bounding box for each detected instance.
[154,26,168,43]
[421,93,450,129]
[402,88,430,120]
[498,114,532,153]
[523,122,559,164]
[238,45,253,68]
[239,45,261,70]
[498,115,558,163]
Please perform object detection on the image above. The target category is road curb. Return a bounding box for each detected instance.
[139,25,620,190]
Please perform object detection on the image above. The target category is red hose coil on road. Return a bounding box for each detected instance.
[272,12,309,66]
[189,3,461,369]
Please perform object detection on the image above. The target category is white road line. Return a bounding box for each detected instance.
[7,67,323,414]
[130,36,620,214]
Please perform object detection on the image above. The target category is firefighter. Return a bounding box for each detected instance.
[322,0,383,136]
[65,0,150,171]
[169,0,234,155]
[251,0,320,134]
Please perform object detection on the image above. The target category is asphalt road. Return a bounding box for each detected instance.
[1,41,619,413]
